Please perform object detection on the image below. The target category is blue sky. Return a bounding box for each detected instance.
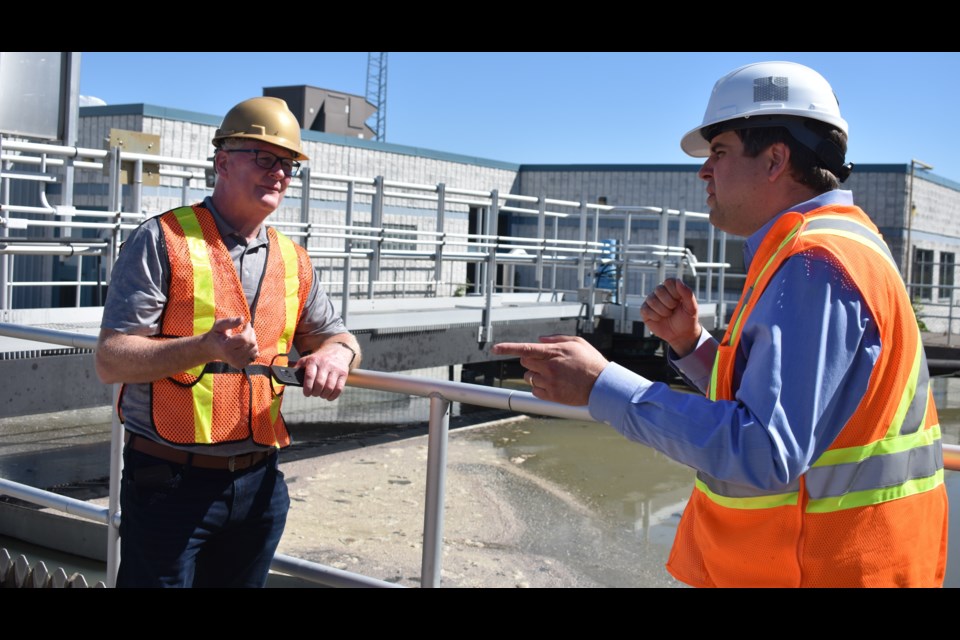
[80,52,960,182]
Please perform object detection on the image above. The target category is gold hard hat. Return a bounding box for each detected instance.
[212,96,309,160]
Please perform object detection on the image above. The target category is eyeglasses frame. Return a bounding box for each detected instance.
[221,148,302,177]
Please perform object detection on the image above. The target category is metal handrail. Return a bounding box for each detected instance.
[0,323,590,588]
[0,322,957,588]
[1,136,734,328]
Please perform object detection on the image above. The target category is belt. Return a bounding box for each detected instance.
[125,433,276,472]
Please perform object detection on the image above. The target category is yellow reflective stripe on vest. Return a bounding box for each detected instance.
[729,219,804,346]
[806,469,944,514]
[173,207,216,338]
[708,219,803,401]
[809,395,941,511]
[191,376,215,444]
[885,337,925,439]
[814,423,941,468]
[806,426,942,510]
[271,231,301,424]
[694,477,799,510]
[708,356,719,401]
[275,232,300,358]
[172,206,215,443]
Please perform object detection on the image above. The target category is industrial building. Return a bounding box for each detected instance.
[61,98,960,327]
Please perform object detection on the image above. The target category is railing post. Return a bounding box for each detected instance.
[582,201,603,333]
[577,201,588,288]
[475,205,486,296]
[74,254,83,307]
[677,209,688,279]
[298,165,311,250]
[591,200,600,262]
[718,230,728,328]
[550,216,559,300]
[706,224,716,305]
[657,205,669,287]
[368,176,384,300]
[105,146,124,284]
[434,183,446,296]
[420,395,450,588]
[621,211,632,331]
[535,193,546,293]
[342,180,354,324]
[948,290,955,347]
[132,158,143,217]
[1,135,9,311]
[106,384,124,588]
[38,153,57,308]
[479,190,498,343]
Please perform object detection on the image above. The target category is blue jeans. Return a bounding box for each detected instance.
[116,444,289,588]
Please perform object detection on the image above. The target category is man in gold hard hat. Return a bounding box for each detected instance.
[96,96,362,588]
[493,61,948,587]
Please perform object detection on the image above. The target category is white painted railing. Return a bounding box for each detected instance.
[1,136,734,333]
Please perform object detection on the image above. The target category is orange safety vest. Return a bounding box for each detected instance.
[666,204,948,587]
[132,204,313,448]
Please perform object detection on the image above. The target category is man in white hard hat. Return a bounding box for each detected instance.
[494,61,948,587]
[96,96,362,588]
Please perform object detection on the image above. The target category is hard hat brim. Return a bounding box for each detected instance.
[213,132,310,162]
[680,109,849,158]
[680,125,712,158]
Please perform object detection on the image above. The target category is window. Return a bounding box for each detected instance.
[940,252,955,300]
[912,248,935,301]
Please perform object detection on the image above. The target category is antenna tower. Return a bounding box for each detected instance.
[365,53,388,142]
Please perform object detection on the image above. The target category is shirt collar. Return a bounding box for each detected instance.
[743,190,854,269]
[202,196,268,248]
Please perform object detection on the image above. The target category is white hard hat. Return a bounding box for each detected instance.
[681,61,849,158]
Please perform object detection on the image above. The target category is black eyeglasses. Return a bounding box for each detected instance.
[222,149,302,177]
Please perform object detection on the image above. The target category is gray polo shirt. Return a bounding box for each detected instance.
[101,197,348,455]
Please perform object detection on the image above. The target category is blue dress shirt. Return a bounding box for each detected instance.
[588,190,882,491]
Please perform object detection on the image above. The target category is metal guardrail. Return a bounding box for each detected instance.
[906,278,960,346]
[0,322,957,588]
[0,323,593,588]
[1,137,734,336]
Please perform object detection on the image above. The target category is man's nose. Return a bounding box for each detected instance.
[698,158,713,181]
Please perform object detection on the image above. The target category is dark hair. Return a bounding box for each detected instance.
[702,117,849,192]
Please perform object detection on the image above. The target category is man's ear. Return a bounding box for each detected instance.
[766,142,791,182]
[213,149,228,178]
